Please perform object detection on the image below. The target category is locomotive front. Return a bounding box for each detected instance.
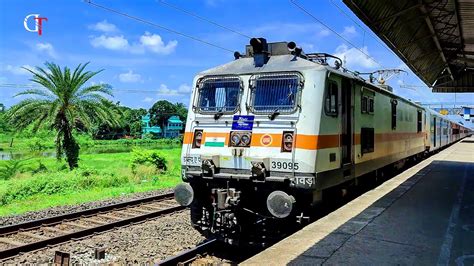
[174,39,323,245]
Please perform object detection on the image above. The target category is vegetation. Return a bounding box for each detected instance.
[5,62,121,169]
[0,63,189,217]
[0,148,182,216]
[149,100,188,129]
[130,149,168,173]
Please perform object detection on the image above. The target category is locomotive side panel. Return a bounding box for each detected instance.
[353,84,425,177]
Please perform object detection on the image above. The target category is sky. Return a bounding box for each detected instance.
[0,0,473,113]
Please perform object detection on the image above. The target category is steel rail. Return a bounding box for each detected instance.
[157,239,218,266]
[0,192,185,260]
[0,192,174,234]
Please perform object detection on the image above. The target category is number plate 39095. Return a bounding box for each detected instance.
[270,160,299,171]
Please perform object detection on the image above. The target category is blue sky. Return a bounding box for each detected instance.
[0,0,473,110]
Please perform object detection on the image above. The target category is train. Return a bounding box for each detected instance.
[174,38,472,245]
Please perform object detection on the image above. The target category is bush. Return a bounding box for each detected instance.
[31,161,48,174]
[0,159,27,180]
[130,149,167,174]
[26,137,53,152]
[0,170,130,206]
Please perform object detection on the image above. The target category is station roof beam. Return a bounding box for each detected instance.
[343,0,474,92]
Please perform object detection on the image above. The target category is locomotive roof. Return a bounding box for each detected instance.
[197,54,469,129]
[198,54,325,76]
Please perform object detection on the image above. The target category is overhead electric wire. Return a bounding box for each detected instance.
[84,0,235,53]
[158,0,252,39]
[290,0,383,67]
[0,84,163,94]
[327,0,399,57]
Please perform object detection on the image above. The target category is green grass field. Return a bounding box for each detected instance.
[0,138,183,216]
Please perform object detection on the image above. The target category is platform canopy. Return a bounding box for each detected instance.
[343,0,474,92]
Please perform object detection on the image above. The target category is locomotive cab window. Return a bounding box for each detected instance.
[249,72,302,114]
[325,80,338,116]
[196,76,242,114]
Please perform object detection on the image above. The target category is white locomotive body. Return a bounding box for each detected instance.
[174,39,471,244]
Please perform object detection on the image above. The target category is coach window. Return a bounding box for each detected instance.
[361,127,374,154]
[391,99,397,130]
[361,88,375,114]
[325,80,338,116]
[361,96,368,113]
[417,110,422,132]
[368,98,374,113]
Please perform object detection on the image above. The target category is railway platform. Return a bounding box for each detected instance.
[243,137,474,265]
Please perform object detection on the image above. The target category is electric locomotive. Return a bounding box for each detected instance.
[174,38,472,245]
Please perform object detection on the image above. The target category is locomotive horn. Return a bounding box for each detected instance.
[288,41,305,58]
[287,41,296,52]
[267,190,295,218]
[174,183,194,207]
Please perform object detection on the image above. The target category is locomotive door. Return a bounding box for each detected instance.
[341,78,353,166]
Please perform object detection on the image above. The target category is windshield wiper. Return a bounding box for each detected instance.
[268,109,280,120]
[214,109,224,120]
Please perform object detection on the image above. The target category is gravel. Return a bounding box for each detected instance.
[2,211,206,264]
[0,189,173,226]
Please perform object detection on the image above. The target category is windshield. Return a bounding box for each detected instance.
[250,73,301,114]
[197,76,241,113]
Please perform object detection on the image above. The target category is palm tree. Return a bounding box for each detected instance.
[6,62,120,169]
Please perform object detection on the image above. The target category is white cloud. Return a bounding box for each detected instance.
[139,32,178,55]
[178,84,192,94]
[1,64,33,75]
[334,44,378,70]
[143,97,154,102]
[89,20,118,33]
[118,70,142,83]
[341,26,357,38]
[90,35,129,51]
[157,83,192,95]
[157,84,179,95]
[90,32,177,55]
[36,42,57,58]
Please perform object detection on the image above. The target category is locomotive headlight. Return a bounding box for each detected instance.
[193,130,203,149]
[282,131,294,152]
[230,132,241,146]
[241,133,251,146]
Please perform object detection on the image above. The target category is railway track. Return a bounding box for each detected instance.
[158,239,219,265]
[0,192,184,260]
[158,238,266,265]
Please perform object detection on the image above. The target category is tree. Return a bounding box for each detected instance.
[6,62,120,169]
[123,107,147,137]
[149,100,178,128]
[174,102,188,123]
[149,100,188,132]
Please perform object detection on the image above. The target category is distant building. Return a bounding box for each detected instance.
[0,103,4,112]
[141,114,162,138]
[141,114,183,138]
[164,115,183,138]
